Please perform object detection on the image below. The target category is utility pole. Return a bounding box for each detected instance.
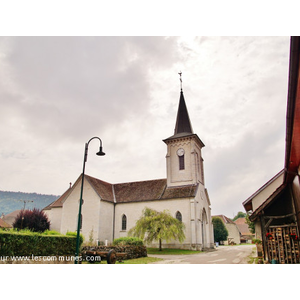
[19,200,34,210]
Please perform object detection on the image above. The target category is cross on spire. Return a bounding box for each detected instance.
[178,71,182,91]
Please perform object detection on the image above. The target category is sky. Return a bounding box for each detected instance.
[0,36,291,217]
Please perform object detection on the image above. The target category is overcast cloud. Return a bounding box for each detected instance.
[0,36,290,217]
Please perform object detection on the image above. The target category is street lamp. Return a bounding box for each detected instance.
[75,137,105,264]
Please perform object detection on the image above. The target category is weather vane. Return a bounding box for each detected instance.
[178,71,182,90]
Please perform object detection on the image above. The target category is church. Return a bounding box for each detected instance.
[44,84,214,250]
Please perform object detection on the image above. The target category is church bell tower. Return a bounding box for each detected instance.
[163,77,205,188]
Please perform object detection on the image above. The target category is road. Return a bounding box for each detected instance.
[149,244,255,264]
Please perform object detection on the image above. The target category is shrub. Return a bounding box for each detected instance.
[252,238,262,244]
[66,231,84,245]
[13,208,50,232]
[42,230,61,235]
[113,237,144,246]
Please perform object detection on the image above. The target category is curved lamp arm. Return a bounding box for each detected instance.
[84,137,105,163]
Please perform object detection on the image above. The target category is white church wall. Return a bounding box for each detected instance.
[43,209,51,224]
[48,207,62,232]
[98,200,114,244]
[114,198,192,248]
[60,178,100,241]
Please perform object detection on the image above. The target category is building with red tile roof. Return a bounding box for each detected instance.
[234,217,254,243]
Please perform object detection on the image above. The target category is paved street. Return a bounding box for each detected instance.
[149,244,254,264]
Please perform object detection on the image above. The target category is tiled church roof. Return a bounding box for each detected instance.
[44,174,198,208]
[89,175,198,203]
[85,175,114,202]
[161,184,198,200]
[113,179,167,203]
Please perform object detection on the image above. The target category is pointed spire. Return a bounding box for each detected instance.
[174,82,193,135]
[163,73,198,143]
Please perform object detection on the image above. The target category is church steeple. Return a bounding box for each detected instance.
[163,75,205,187]
[174,90,193,135]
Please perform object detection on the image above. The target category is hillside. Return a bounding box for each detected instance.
[0,190,60,216]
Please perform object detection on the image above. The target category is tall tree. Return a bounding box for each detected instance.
[128,207,185,251]
[232,211,246,221]
[212,217,228,243]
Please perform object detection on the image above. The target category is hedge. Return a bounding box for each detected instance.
[0,231,83,257]
[113,237,144,246]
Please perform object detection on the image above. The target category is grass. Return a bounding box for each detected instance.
[147,248,202,255]
[116,256,163,264]
[83,256,163,264]
[247,246,261,264]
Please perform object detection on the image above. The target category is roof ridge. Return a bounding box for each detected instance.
[113,178,166,186]
[112,184,116,203]
[84,174,114,202]
[84,173,112,185]
[158,182,167,199]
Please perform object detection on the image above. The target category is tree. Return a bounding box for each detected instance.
[13,208,50,232]
[128,207,185,251]
[212,217,228,243]
[245,213,255,234]
[232,211,246,221]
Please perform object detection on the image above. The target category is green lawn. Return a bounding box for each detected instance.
[147,248,202,255]
[116,256,163,264]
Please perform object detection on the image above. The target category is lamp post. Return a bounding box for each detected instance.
[75,137,105,264]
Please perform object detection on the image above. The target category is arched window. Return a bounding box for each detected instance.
[122,214,127,231]
[176,211,182,222]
